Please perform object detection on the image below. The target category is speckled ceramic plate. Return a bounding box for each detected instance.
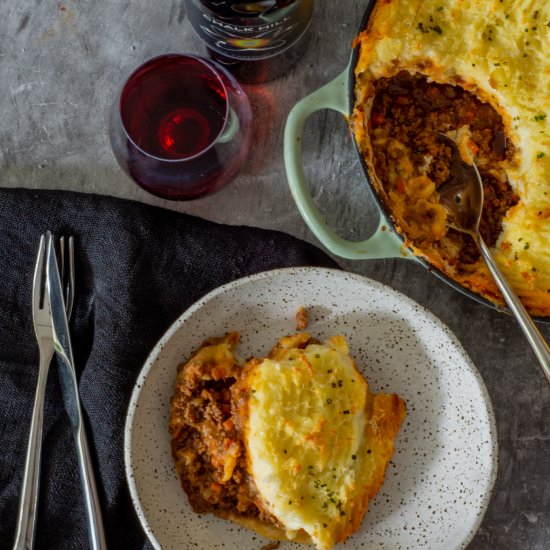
[124,267,498,550]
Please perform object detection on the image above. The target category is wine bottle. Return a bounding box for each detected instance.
[184,0,314,84]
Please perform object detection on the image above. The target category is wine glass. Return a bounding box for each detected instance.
[109,54,253,200]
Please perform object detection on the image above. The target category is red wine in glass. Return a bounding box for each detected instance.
[109,54,252,200]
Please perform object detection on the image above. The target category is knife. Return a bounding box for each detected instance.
[46,233,107,550]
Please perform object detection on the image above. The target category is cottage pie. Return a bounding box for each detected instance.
[351,0,550,315]
[169,331,405,549]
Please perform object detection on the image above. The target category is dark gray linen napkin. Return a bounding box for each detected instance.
[0,188,338,550]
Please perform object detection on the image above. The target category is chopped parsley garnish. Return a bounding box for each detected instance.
[417,21,443,35]
[326,398,332,405]
[534,114,547,121]
[417,22,429,33]
[351,454,357,460]
[537,152,546,158]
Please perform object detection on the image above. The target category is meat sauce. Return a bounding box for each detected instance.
[369,71,518,267]
[169,334,279,526]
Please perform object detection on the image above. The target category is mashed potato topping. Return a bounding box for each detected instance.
[238,335,404,549]
[352,0,550,315]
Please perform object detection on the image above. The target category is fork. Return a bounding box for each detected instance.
[13,234,74,550]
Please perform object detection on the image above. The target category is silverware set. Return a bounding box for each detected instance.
[14,232,107,550]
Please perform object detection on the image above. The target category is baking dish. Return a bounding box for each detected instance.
[284,0,550,319]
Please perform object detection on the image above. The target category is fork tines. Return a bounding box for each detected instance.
[58,236,75,319]
[32,234,47,312]
[34,233,75,317]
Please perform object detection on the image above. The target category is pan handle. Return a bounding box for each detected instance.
[284,68,407,260]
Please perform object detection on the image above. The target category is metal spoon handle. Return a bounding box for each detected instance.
[477,235,550,383]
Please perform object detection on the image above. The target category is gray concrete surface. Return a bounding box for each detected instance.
[1,1,549,548]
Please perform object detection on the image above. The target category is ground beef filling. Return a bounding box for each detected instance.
[369,71,518,267]
[169,338,279,527]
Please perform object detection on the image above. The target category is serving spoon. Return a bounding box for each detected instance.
[437,132,550,384]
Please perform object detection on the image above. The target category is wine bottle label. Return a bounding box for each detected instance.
[185,0,313,61]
